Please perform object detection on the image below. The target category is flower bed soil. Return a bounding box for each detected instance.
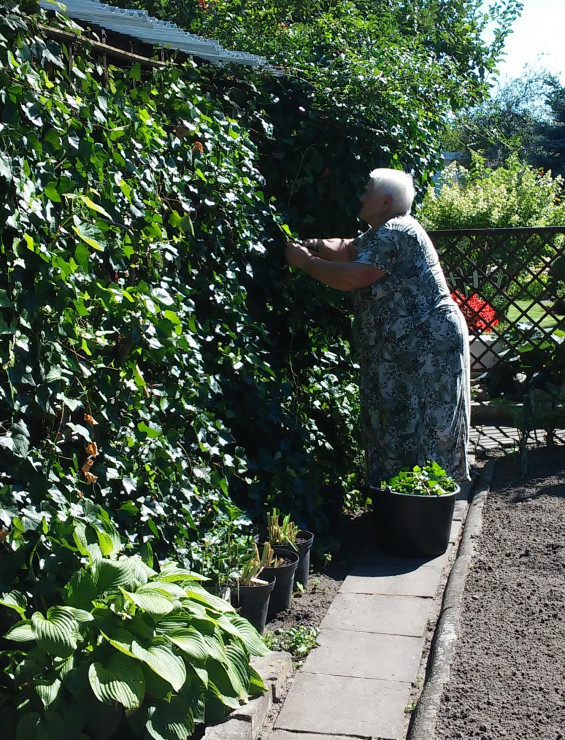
[434,446,565,740]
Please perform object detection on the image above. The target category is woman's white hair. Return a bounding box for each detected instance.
[368,168,415,215]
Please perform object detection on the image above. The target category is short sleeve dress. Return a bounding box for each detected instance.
[351,215,470,484]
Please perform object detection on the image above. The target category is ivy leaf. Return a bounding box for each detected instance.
[89,653,145,710]
[72,222,106,251]
[22,102,43,127]
[44,181,62,202]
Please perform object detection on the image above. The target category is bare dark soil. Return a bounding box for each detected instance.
[435,447,565,740]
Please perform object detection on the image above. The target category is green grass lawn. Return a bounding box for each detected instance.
[504,300,565,329]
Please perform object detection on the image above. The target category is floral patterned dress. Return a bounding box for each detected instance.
[352,215,470,484]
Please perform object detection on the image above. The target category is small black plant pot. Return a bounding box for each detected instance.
[261,547,299,619]
[232,574,276,634]
[277,530,314,589]
[372,485,459,558]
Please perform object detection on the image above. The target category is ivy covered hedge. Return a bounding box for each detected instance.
[0,2,363,735]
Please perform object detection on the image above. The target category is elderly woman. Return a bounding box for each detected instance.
[285,168,470,485]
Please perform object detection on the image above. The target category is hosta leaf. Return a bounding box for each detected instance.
[131,640,187,692]
[165,627,208,661]
[225,641,250,698]
[159,563,210,581]
[183,585,235,613]
[89,653,145,709]
[145,697,194,740]
[4,619,35,642]
[188,663,208,689]
[92,558,140,593]
[221,615,269,657]
[17,710,66,740]
[34,677,62,708]
[206,678,241,710]
[95,612,137,657]
[120,585,176,616]
[0,590,27,616]
[32,606,81,657]
[248,665,267,695]
[201,634,228,663]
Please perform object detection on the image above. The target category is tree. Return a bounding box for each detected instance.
[531,79,565,177]
[440,66,556,164]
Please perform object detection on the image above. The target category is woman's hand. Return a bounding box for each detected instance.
[285,241,312,269]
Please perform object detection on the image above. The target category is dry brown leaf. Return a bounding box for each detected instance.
[84,413,99,426]
[0,530,9,543]
[192,141,204,153]
[84,472,98,485]
[81,458,94,474]
[85,442,98,457]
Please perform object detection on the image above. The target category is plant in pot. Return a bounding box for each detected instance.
[232,542,277,634]
[265,509,314,589]
[372,461,460,558]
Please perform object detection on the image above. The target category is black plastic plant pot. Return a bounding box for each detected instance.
[233,574,276,634]
[371,485,460,558]
[277,530,314,589]
[261,547,299,619]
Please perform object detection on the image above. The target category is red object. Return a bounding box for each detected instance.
[451,291,499,334]
[198,0,206,8]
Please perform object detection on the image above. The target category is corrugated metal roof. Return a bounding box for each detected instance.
[39,0,270,67]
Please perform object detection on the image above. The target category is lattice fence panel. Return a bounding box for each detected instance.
[429,227,565,448]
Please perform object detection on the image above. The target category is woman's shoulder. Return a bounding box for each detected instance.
[380,214,423,238]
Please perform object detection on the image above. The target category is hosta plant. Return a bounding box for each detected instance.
[0,541,268,740]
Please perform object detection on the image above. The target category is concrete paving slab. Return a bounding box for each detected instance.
[302,628,424,682]
[321,592,431,637]
[270,732,361,740]
[270,732,360,740]
[202,716,251,740]
[340,561,443,597]
[274,672,410,739]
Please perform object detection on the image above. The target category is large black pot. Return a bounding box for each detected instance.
[372,485,459,558]
[261,547,299,619]
[277,530,314,589]
[232,574,276,634]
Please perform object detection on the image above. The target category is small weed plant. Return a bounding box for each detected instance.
[264,625,320,666]
[383,462,457,496]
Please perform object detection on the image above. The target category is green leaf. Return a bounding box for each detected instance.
[131,640,187,692]
[120,584,177,617]
[159,564,209,583]
[91,558,141,593]
[34,677,62,708]
[72,222,106,251]
[222,614,269,657]
[4,619,35,642]
[165,627,208,661]
[0,590,27,617]
[184,584,235,613]
[145,697,194,740]
[31,606,81,657]
[89,652,145,710]
[44,181,62,202]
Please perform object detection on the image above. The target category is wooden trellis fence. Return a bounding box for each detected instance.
[429,227,565,450]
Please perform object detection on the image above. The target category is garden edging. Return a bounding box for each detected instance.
[201,651,293,740]
[407,460,495,740]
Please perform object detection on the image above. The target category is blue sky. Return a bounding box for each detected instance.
[488,0,565,84]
